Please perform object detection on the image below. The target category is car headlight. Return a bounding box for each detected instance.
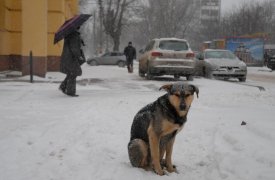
[238,61,245,66]
[238,62,247,70]
[210,64,219,71]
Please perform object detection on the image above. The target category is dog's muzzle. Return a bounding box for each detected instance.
[180,104,191,111]
[179,103,186,111]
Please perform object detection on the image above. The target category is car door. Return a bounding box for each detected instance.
[139,40,155,71]
[117,52,126,62]
[108,52,118,65]
[100,52,112,65]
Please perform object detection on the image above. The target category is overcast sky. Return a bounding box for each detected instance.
[221,0,262,14]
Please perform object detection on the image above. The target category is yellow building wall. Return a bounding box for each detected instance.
[0,0,79,73]
[48,0,65,56]
[5,0,21,9]
[22,0,48,56]
[65,0,78,19]
[48,0,78,56]
[6,6,21,55]
[0,0,78,56]
[0,0,5,29]
[0,0,22,55]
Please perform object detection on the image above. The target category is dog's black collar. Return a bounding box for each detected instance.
[158,94,187,125]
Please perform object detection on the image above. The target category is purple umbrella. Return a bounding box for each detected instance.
[54,14,92,44]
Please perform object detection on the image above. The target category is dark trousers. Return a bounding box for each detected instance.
[60,74,77,95]
[126,59,133,73]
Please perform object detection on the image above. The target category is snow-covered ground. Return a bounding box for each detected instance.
[0,64,275,180]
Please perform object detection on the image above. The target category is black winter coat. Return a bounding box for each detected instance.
[60,31,84,76]
[124,46,136,60]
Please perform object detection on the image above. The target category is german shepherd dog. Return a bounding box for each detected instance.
[128,83,199,175]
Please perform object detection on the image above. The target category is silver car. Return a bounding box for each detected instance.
[87,52,126,67]
[196,49,247,82]
[138,38,196,80]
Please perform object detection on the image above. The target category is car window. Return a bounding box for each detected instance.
[145,40,155,52]
[226,51,237,59]
[205,51,236,59]
[159,40,188,51]
[111,52,117,56]
[102,52,110,57]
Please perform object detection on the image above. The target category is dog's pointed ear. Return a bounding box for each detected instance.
[159,84,173,92]
[190,84,199,98]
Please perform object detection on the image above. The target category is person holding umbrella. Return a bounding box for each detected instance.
[54,14,91,97]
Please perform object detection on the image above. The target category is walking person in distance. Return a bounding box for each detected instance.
[124,41,136,73]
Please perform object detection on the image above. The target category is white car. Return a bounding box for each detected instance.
[196,49,247,82]
[87,52,126,67]
[138,38,196,80]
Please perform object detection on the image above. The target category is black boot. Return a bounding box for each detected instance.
[66,93,79,97]
[66,75,78,97]
[130,65,133,73]
[59,85,66,94]
[59,75,69,94]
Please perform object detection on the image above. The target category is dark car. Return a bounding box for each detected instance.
[196,49,247,82]
[87,52,126,67]
[267,55,275,70]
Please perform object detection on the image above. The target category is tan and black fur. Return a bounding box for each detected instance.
[128,83,199,175]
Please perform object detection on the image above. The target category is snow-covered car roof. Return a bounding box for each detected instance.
[153,37,188,42]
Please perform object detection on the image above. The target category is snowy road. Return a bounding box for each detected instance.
[0,64,275,180]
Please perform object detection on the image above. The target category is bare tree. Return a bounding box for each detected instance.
[136,0,195,40]
[220,1,274,38]
[98,0,135,51]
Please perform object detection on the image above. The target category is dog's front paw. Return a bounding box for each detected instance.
[161,160,177,173]
[167,165,177,173]
[154,168,165,176]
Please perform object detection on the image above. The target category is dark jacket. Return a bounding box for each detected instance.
[264,52,270,61]
[124,45,136,60]
[60,31,85,76]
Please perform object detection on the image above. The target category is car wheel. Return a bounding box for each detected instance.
[186,75,193,81]
[146,63,153,80]
[239,77,246,82]
[139,68,145,77]
[203,67,213,79]
[117,61,125,67]
[89,60,98,66]
[205,70,213,79]
[203,67,207,77]
[174,75,180,80]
